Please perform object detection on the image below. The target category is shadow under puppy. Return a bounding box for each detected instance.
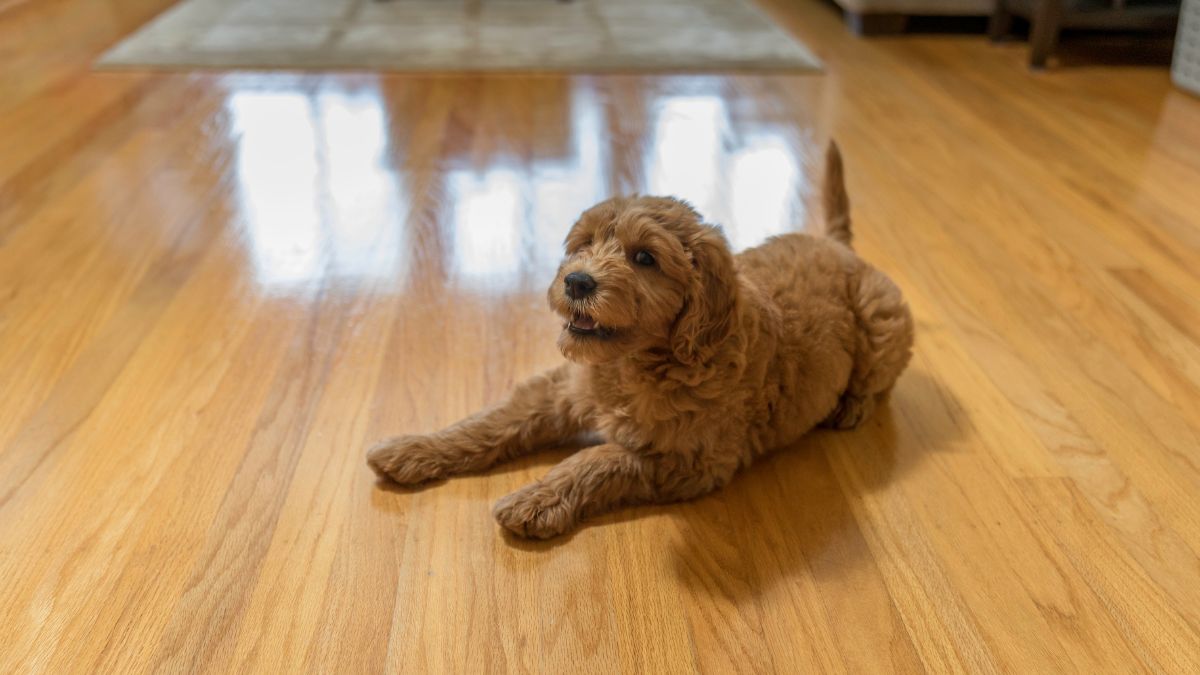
[368,143,913,538]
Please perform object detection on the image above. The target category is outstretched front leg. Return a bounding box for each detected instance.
[493,444,737,538]
[367,364,587,486]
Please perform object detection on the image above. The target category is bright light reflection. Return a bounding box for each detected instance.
[319,91,406,284]
[449,168,524,291]
[729,134,804,251]
[647,96,728,219]
[229,92,323,287]
[644,93,812,252]
[532,84,609,276]
[447,85,612,292]
[227,87,407,291]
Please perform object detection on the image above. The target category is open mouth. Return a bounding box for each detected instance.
[567,312,614,338]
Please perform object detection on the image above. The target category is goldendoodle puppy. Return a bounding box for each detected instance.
[368,143,913,538]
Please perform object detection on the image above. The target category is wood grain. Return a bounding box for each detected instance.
[2,0,1200,672]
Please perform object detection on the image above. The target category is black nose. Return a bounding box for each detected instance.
[564,271,597,299]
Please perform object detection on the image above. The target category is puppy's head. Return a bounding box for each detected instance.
[548,196,737,365]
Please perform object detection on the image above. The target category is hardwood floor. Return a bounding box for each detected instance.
[2,0,1200,672]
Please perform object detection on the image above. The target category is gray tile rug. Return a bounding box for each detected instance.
[98,0,822,72]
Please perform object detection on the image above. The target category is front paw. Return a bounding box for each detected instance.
[366,435,449,486]
[493,484,576,539]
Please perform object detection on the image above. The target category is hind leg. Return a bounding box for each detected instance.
[825,268,913,430]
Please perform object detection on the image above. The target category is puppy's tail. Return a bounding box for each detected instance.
[822,141,852,247]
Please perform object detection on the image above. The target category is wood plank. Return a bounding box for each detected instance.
[2,0,1200,671]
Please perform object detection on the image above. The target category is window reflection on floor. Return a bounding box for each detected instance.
[227,85,407,292]
[448,167,524,292]
[531,83,609,276]
[447,82,610,293]
[729,133,805,251]
[225,80,809,295]
[646,93,806,251]
[647,95,726,220]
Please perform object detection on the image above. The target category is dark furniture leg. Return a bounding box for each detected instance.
[846,12,909,35]
[989,0,1014,40]
[1028,0,1064,67]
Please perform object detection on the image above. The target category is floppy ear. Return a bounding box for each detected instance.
[670,227,738,366]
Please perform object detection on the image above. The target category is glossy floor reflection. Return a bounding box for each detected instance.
[215,74,817,298]
[3,0,1200,671]
[227,85,409,290]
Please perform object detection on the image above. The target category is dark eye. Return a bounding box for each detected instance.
[634,250,656,266]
